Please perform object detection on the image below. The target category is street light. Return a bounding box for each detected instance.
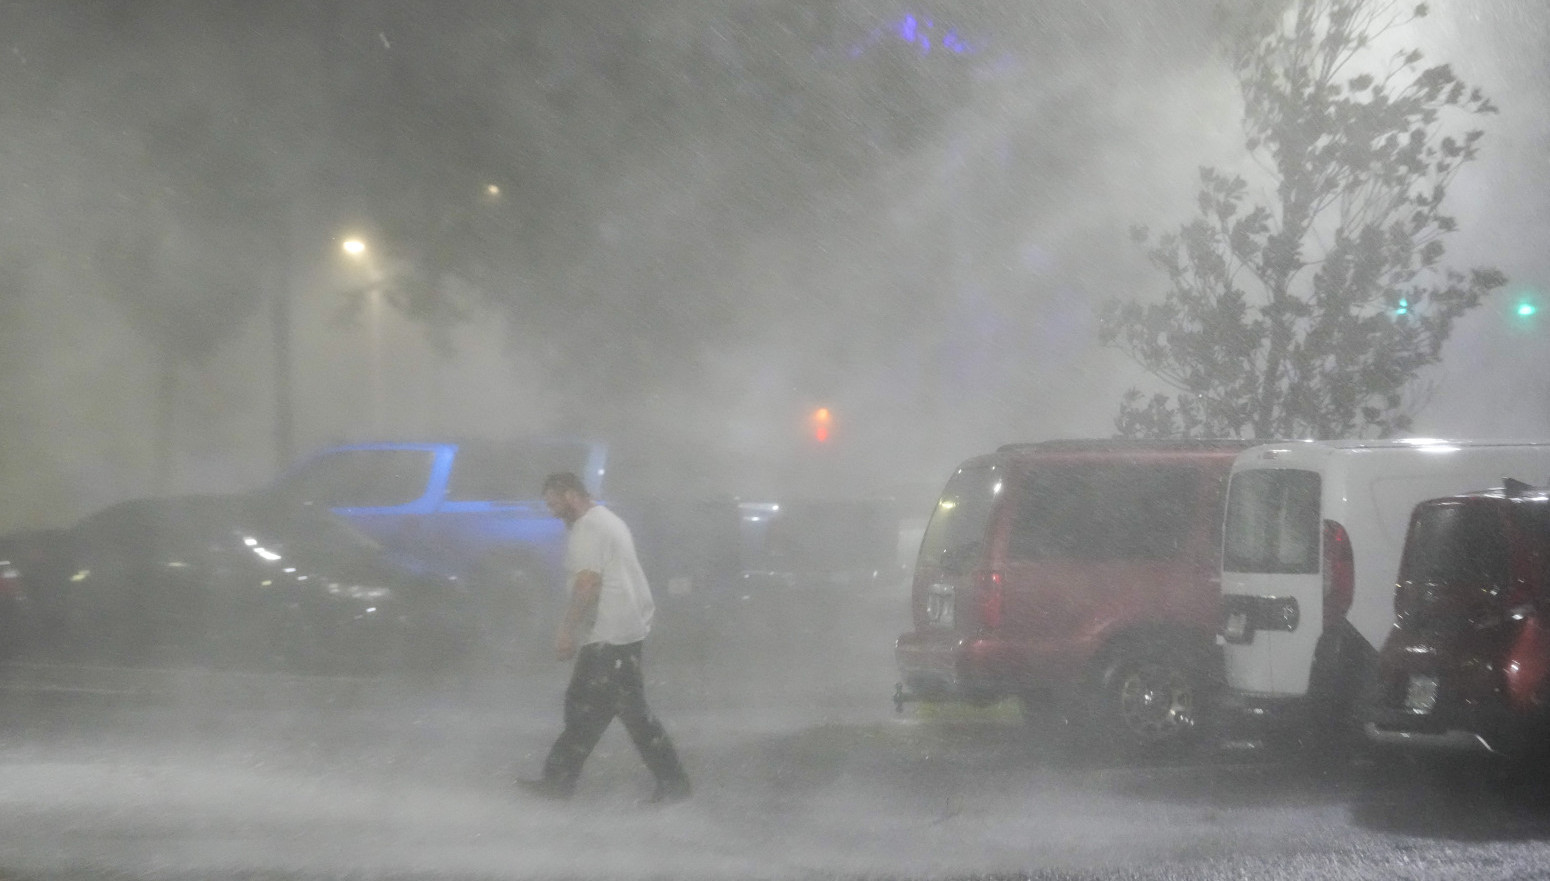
[339,234,385,434]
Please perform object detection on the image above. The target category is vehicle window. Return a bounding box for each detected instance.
[273,449,435,508]
[445,441,597,502]
[1008,464,1195,560]
[445,446,525,502]
[1400,502,1509,587]
[918,465,1002,574]
[1223,469,1321,574]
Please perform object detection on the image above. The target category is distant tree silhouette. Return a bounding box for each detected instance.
[1100,0,1503,439]
[92,105,283,489]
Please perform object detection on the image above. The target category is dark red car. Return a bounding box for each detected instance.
[894,439,1251,751]
[1365,480,1550,759]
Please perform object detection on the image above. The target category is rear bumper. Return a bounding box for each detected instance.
[894,630,1084,704]
[895,632,1000,703]
[1365,638,1541,757]
[1362,721,1497,753]
[1363,703,1530,756]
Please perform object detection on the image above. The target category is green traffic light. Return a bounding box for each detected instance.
[1518,302,1537,318]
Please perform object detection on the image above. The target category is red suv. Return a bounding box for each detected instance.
[894,440,1250,751]
[1365,480,1550,759]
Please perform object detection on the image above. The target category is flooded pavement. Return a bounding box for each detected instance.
[4,589,1550,880]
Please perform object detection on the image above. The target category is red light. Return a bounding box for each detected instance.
[975,569,1004,631]
[810,407,832,443]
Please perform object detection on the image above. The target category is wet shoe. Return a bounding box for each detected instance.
[646,777,691,804]
[514,778,572,801]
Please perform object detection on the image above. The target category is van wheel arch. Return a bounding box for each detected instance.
[1302,618,1378,753]
[1082,628,1220,753]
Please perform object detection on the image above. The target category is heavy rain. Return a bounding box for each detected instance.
[3,2,1550,880]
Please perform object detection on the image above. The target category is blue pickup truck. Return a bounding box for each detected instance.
[268,439,909,640]
[268,439,615,656]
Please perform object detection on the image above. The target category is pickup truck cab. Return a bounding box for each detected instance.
[270,439,608,655]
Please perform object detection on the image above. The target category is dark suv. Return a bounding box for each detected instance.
[1365,480,1550,758]
[894,439,1250,751]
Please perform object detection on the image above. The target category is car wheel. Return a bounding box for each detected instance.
[1090,640,1207,754]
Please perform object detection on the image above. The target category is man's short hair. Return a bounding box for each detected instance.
[541,471,589,497]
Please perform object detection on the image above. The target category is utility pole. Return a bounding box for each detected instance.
[272,0,344,469]
[271,223,296,468]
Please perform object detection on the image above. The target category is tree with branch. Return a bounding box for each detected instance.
[1099,0,1503,440]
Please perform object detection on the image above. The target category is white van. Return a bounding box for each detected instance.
[1217,439,1550,727]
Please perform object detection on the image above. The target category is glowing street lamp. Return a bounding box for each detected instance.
[337,234,385,432]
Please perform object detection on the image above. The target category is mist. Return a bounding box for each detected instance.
[0,1,1242,524]
[0,1,1540,529]
[6,4,1550,879]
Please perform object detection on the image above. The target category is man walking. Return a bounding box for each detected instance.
[517,471,691,803]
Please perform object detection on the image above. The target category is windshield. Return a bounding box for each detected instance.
[1400,501,1510,587]
[444,440,596,502]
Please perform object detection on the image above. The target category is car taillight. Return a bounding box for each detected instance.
[974,569,1004,631]
[1323,519,1354,628]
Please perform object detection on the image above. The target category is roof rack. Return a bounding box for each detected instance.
[995,438,1258,454]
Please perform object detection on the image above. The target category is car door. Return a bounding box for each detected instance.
[1220,467,1323,695]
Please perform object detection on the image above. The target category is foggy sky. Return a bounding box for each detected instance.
[0,0,1545,529]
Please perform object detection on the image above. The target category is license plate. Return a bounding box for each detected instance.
[1405,674,1439,713]
[925,584,954,628]
[1223,612,1248,643]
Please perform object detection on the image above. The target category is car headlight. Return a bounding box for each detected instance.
[325,583,393,602]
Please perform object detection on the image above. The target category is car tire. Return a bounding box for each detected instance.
[1087,638,1209,755]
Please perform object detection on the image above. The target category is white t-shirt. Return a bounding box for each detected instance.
[565,504,655,646]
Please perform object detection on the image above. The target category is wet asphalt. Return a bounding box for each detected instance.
[3,585,1550,880]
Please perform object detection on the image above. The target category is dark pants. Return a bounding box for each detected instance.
[542,640,687,792]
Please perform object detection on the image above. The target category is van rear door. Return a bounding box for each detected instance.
[1221,468,1323,695]
[912,463,1004,634]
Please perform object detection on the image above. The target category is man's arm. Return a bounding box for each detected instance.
[555,569,601,661]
